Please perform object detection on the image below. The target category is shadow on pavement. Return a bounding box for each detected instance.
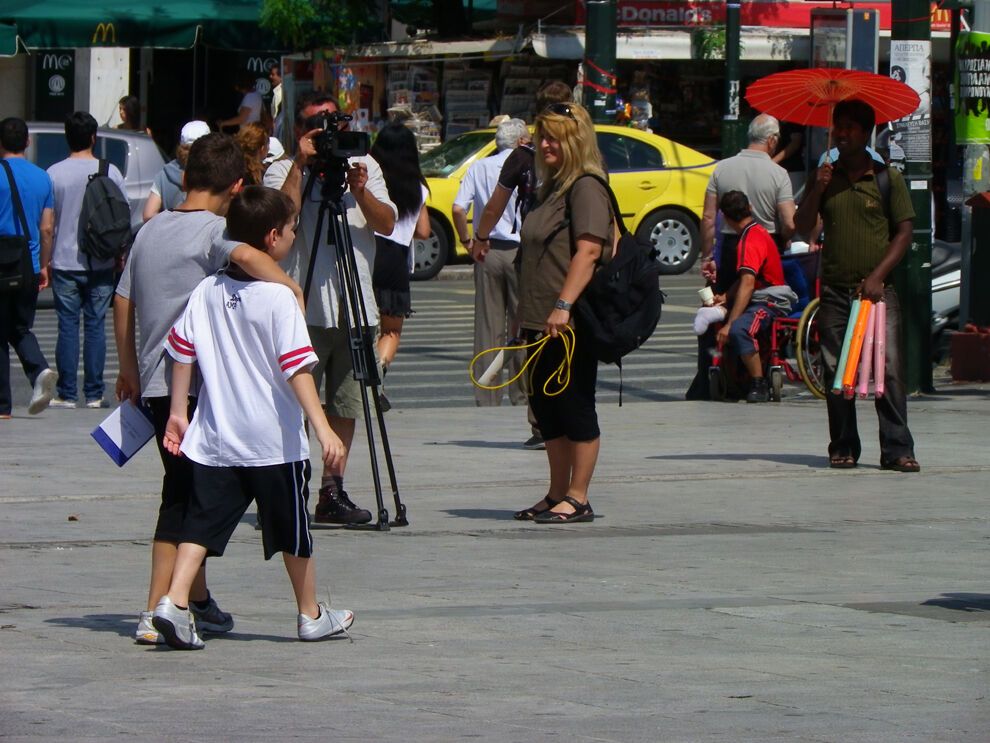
[46,613,136,639]
[425,440,526,450]
[647,452,825,468]
[921,593,990,614]
[443,508,517,521]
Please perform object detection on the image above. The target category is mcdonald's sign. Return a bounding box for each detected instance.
[92,23,116,44]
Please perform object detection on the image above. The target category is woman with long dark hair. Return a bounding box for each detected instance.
[369,123,430,395]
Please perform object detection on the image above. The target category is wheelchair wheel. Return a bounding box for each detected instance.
[708,366,727,401]
[769,366,784,402]
[795,298,827,399]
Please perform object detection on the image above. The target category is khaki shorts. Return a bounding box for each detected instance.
[308,325,363,419]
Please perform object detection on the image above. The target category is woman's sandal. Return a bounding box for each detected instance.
[881,456,921,473]
[829,454,857,469]
[533,495,595,524]
[513,495,561,521]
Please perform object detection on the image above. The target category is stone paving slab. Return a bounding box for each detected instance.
[1,392,988,740]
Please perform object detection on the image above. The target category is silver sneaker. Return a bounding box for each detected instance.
[48,397,76,409]
[190,595,234,633]
[135,610,164,645]
[28,369,56,415]
[297,601,354,641]
[85,398,110,409]
[152,596,205,650]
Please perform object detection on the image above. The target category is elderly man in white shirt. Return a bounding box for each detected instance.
[453,118,529,407]
[264,92,396,526]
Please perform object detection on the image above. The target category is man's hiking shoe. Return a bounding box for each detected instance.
[746,378,769,403]
[28,369,56,415]
[152,596,205,650]
[298,601,354,641]
[314,488,372,525]
[190,595,234,633]
[135,610,164,645]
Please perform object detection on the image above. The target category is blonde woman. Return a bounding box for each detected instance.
[234,123,270,186]
[513,102,612,524]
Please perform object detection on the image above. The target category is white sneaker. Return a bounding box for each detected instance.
[48,397,76,409]
[297,601,354,641]
[28,369,56,415]
[151,596,205,650]
[135,610,164,645]
[85,398,109,409]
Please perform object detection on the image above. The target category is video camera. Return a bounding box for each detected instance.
[305,110,370,165]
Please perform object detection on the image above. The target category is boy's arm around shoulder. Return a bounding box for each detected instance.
[230,244,305,312]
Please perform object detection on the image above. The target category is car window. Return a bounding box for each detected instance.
[596,133,663,172]
[31,133,69,171]
[94,137,128,174]
[29,132,129,175]
[420,132,494,177]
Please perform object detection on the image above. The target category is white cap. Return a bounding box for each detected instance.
[263,136,285,165]
[180,120,211,146]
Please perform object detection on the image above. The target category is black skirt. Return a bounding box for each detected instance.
[373,235,412,318]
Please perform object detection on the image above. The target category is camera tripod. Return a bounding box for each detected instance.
[301,163,407,530]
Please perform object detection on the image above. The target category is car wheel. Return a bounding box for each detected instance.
[411,215,450,281]
[636,208,700,275]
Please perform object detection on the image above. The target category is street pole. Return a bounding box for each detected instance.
[721,0,742,158]
[891,0,934,392]
[584,0,617,124]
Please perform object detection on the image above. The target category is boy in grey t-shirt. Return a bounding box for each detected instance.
[114,133,303,646]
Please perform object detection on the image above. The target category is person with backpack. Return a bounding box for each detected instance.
[513,102,613,524]
[795,99,919,473]
[46,111,128,409]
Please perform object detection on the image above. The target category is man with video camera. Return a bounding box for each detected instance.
[264,93,396,525]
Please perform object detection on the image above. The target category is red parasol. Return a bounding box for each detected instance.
[745,68,920,128]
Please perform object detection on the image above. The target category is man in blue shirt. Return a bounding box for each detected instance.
[0,117,57,417]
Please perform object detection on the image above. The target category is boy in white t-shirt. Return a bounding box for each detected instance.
[152,186,351,650]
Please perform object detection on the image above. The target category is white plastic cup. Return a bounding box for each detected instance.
[698,286,715,306]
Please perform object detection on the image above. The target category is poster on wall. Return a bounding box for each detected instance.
[955,31,990,145]
[889,39,931,164]
[33,50,74,122]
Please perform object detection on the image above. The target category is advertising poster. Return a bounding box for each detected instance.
[889,39,931,164]
[955,30,990,144]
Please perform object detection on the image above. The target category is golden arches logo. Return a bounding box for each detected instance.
[92,23,116,44]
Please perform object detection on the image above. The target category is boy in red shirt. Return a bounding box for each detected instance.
[714,190,797,402]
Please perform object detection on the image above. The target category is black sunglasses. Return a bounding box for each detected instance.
[543,103,576,119]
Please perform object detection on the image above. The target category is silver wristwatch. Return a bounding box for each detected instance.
[554,298,573,311]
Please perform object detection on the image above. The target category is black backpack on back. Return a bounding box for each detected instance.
[77,159,132,264]
[564,173,665,367]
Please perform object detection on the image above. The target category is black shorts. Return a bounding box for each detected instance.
[147,396,198,543]
[184,460,314,560]
[527,329,600,442]
[373,235,412,317]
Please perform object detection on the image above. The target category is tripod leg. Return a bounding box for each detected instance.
[369,384,407,526]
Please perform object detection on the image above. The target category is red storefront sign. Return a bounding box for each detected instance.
[573,2,951,33]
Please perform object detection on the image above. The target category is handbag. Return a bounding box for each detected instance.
[0,160,34,293]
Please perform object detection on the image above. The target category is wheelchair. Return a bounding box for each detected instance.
[708,249,826,402]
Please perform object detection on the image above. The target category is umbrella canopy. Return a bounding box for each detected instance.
[1,0,288,52]
[745,68,921,128]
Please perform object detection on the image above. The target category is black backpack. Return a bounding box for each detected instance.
[77,159,132,264]
[564,173,665,367]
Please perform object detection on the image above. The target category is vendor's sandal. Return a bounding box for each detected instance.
[881,456,921,473]
[514,495,562,521]
[533,495,594,524]
[829,454,857,469]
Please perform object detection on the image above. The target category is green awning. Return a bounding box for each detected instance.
[1,23,18,56]
[1,0,289,52]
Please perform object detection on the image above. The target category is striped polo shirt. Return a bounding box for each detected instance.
[819,164,914,289]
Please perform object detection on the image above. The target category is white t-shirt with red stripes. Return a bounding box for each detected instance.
[165,272,318,467]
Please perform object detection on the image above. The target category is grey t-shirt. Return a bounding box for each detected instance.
[115,210,240,398]
[47,157,126,271]
[706,149,793,235]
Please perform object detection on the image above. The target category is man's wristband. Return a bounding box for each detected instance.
[475,235,490,242]
[554,298,573,312]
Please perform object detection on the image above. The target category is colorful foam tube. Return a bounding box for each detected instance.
[842,299,873,398]
[832,298,861,393]
[874,300,887,398]
[856,303,877,399]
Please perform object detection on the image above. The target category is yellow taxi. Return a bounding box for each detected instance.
[412,124,716,279]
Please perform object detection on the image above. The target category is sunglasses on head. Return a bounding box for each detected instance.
[543,103,576,119]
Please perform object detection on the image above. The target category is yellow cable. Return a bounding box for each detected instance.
[469,327,575,397]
